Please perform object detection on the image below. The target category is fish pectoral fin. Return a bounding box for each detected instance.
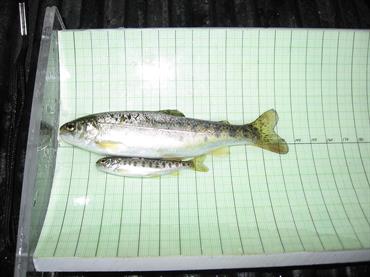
[211,147,230,156]
[159,109,186,117]
[96,140,120,150]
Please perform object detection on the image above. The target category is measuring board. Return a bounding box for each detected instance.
[34,28,370,271]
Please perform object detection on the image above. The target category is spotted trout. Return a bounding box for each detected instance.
[96,155,208,177]
[59,109,288,158]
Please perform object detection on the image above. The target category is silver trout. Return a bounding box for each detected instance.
[59,109,288,158]
[96,156,208,177]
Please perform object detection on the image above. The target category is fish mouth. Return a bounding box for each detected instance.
[59,126,66,135]
[58,125,74,144]
[58,126,69,138]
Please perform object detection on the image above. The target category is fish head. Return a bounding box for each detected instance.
[59,117,99,147]
[96,157,111,167]
[96,157,120,172]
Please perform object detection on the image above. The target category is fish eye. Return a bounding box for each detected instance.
[65,123,75,131]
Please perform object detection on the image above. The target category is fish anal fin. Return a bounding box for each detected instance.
[170,171,180,176]
[160,109,185,117]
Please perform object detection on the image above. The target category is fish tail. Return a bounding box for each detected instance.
[245,109,289,154]
[191,155,209,172]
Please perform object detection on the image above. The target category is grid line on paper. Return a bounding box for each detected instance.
[314,30,344,248]
[274,29,305,251]
[136,30,144,257]
[74,155,92,257]
[157,29,162,256]
[312,31,362,247]
[116,30,127,257]
[367,34,370,124]
[257,29,285,252]
[335,32,370,229]
[311,30,343,248]
[288,30,325,250]
[207,29,224,255]
[241,30,264,253]
[350,33,370,190]
[95,31,110,256]
[52,31,78,257]
[73,31,94,257]
[193,29,204,255]
[174,30,182,256]
[225,29,244,254]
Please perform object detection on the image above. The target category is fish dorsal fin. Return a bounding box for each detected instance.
[160,109,185,117]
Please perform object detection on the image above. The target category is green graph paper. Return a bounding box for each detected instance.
[34,28,370,271]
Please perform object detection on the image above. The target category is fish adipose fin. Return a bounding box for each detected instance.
[218,120,230,125]
[249,109,289,154]
[160,109,185,117]
[191,155,209,172]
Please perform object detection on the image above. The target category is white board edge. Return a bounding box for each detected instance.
[34,249,370,272]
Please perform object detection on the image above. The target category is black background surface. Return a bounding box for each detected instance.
[0,0,370,276]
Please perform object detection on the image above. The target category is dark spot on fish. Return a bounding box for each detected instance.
[245,125,260,141]
[228,126,237,137]
[127,114,131,120]
[168,162,172,168]
[128,160,132,166]
[133,161,137,166]
[142,162,146,167]
[181,162,186,166]
[175,162,180,167]
[149,161,153,167]
[123,160,127,165]
[161,161,166,168]
[215,128,221,138]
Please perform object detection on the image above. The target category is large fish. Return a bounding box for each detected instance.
[59,109,288,158]
[96,155,208,177]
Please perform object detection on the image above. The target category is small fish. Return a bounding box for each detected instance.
[96,156,208,177]
[60,109,288,158]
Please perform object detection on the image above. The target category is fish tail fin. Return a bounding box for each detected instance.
[246,109,289,154]
[191,155,209,172]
